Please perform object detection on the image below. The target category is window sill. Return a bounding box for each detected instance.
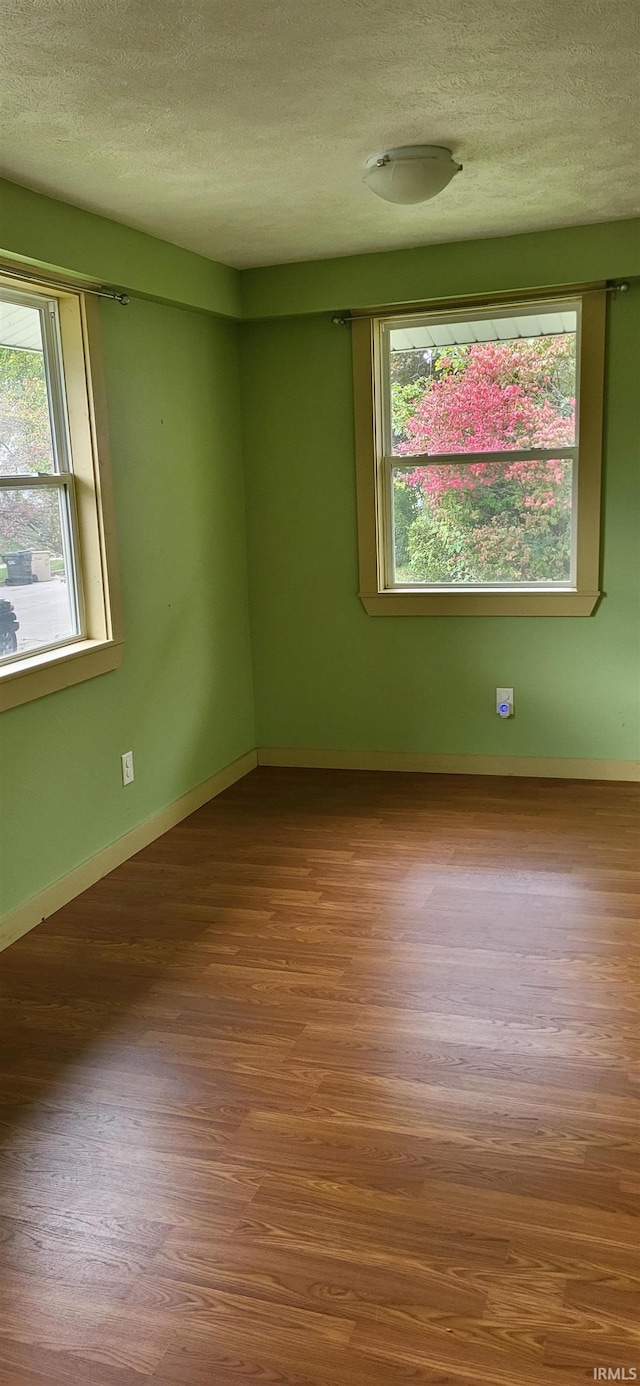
[359,590,601,617]
[0,638,124,712]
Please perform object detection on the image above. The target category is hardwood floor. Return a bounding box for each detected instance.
[1,767,639,1385]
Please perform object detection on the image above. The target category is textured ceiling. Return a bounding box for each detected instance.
[1,0,639,268]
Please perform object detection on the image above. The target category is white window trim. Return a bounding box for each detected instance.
[352,285,606,616]
[0,267,122,710]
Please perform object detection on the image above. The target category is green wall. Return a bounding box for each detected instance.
[1,180,639,923]
[241,219,640,318]
[0,293,255,917]
[0,177,241,318]
[241,257,640,761]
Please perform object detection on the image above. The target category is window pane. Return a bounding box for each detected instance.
[389,320,577,456]
[0,487,78,659]
[0,299,56,476]
[392,460,573,586]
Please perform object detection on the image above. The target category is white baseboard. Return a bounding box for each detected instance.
[257,746,640,781]
[0,749,257,955]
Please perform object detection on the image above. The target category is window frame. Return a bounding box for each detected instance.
[0,267,122,710]
[352,285,606,616]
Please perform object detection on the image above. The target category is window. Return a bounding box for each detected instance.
[0,269,121,710]
[352,288,606,615]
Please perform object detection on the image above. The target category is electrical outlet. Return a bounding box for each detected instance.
[121,751,134,785]
[496,688,514,718]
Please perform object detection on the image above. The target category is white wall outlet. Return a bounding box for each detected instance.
[496,688,514,718]
[121,751,135,785]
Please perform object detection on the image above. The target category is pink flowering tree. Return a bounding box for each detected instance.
[391,336,575,582]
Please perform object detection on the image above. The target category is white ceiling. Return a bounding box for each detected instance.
[1,0,638,269]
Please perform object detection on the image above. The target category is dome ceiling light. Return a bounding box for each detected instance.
[364,145,462,205]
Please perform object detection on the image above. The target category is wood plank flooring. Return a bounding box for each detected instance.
[1,767,639,1385]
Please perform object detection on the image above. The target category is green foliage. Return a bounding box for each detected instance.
[392,475,423,572]
[391,379,429,443]
[389,347,432,448]
[405,470,572,583]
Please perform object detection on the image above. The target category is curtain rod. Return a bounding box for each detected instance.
[331,280,631,326]
[1,264,129,304]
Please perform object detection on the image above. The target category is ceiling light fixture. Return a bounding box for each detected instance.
[364,145,462,205]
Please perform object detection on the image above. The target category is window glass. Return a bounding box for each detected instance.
[0,299,56,475]
[0,287,80,666]
[0,486,78,657]
[388,311,577,456]
[392,459,573,586]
